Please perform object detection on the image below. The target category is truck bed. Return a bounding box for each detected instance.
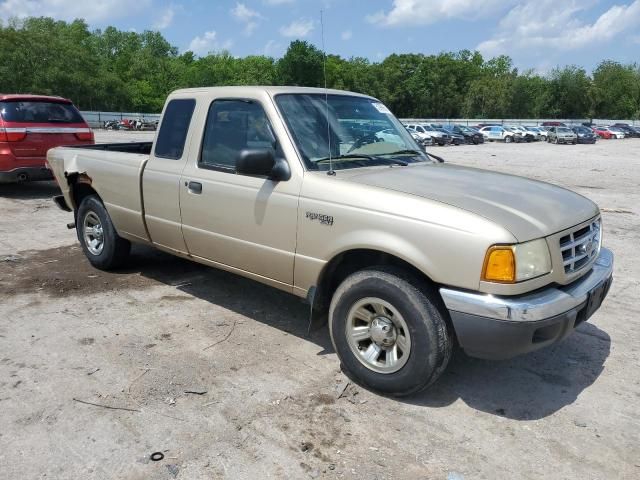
[67,142,153,155]
[47,144,150,243]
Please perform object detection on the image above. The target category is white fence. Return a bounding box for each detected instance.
[80,111,161,129]
[400,118,640,126]
[79,110,639,129]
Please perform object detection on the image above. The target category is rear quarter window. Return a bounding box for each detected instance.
[154,99,196,160]
[0,100,84,123]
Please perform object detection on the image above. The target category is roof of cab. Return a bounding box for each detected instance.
[169,85,375,99]
[0,93,72,103]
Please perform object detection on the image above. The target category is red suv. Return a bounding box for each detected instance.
[0,94,94,183]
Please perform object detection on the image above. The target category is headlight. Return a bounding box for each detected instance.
[482,239,551,283]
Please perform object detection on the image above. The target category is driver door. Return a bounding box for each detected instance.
[179,97,301,286]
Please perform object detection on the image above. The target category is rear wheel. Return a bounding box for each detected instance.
[77,195,131,270]
[329,267,453,396]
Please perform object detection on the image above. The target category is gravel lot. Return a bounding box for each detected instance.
[1,132,638,479]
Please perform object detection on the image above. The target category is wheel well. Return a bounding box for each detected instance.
[68,174,99,209]
[315,249,435,311]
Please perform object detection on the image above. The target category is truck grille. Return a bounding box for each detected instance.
[559,218,601,275]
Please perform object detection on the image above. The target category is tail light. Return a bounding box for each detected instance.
[0,127,27,142]
[75,130,94,141]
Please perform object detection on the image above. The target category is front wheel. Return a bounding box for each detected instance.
[505,136,513,143]
[77,195,131,270]
[329,268,453,396]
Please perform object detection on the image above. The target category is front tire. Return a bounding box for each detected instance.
[329,268,453,396]
[505,136,512,143]
[77,195,131,270]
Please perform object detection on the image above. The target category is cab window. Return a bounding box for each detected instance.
[200,99,275,171]
[154,99,196,160]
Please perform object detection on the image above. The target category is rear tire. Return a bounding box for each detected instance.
[77,195,131,270]
[329,267,453,397]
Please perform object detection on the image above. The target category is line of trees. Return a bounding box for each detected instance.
[1,17,639,119]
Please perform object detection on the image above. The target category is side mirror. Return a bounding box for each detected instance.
[236,149,290,181]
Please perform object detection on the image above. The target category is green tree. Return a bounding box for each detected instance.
[592,61,640,119]
[276,40,324,87]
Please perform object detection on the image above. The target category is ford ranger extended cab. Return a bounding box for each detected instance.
[48,87,613,396]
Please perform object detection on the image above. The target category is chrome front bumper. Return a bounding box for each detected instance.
[439,248,613,359]
[440,248,613,322]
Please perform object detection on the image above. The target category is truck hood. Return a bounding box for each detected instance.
[340,163,599,241]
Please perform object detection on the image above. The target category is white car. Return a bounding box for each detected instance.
[526,126,547,139]
[479,126,518,143]
[405,124,449,146]
[606,127,626,139]
[407,129,433,146]
[507,125,536,142]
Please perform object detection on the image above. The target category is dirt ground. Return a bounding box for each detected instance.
[1,132,638,479]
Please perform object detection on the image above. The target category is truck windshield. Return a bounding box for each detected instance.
[0,100,85,124]
[274,94,428,171]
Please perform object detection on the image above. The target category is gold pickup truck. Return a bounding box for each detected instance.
[48,87,613,396]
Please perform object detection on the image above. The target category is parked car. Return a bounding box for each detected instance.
[611,124,640,138]
[479,125,520,143]
[434,127,464,145]
[571,126,597,144]
[541,121,567,127]
[407,129,433,148]
[405,124,450,146]
[507,125,535,142]
[592,126,613,139]
[459,125,485,144]
[547,126,577,144]
[424,123,462,145]
[0,94,94,183]
[604,126,626,139]
[442,124,484,144]
[47,86,613,396]
[524,126,545,140]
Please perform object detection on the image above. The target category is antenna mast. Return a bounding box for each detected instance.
[320,9,334,175]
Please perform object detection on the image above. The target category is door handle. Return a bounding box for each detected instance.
[187,181,202,194]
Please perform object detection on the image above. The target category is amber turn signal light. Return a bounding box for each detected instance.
[482,246,516,283]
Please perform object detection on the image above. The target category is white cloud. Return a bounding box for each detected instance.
[0,0,151,23]
[341,29,352,40]
[153,6,174,30]
[231,2,262,36]
[279,18,314,37]
[232,2,260,22]
[367,0,511,26]
[477,0,640,56]
[187,31,232,56]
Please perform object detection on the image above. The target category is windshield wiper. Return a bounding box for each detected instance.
[425,151,445,163]
[315,154,408,166]
[377,149,423,157]
[379,148,444,164]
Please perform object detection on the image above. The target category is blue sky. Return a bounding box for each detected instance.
[2,0,639,72]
